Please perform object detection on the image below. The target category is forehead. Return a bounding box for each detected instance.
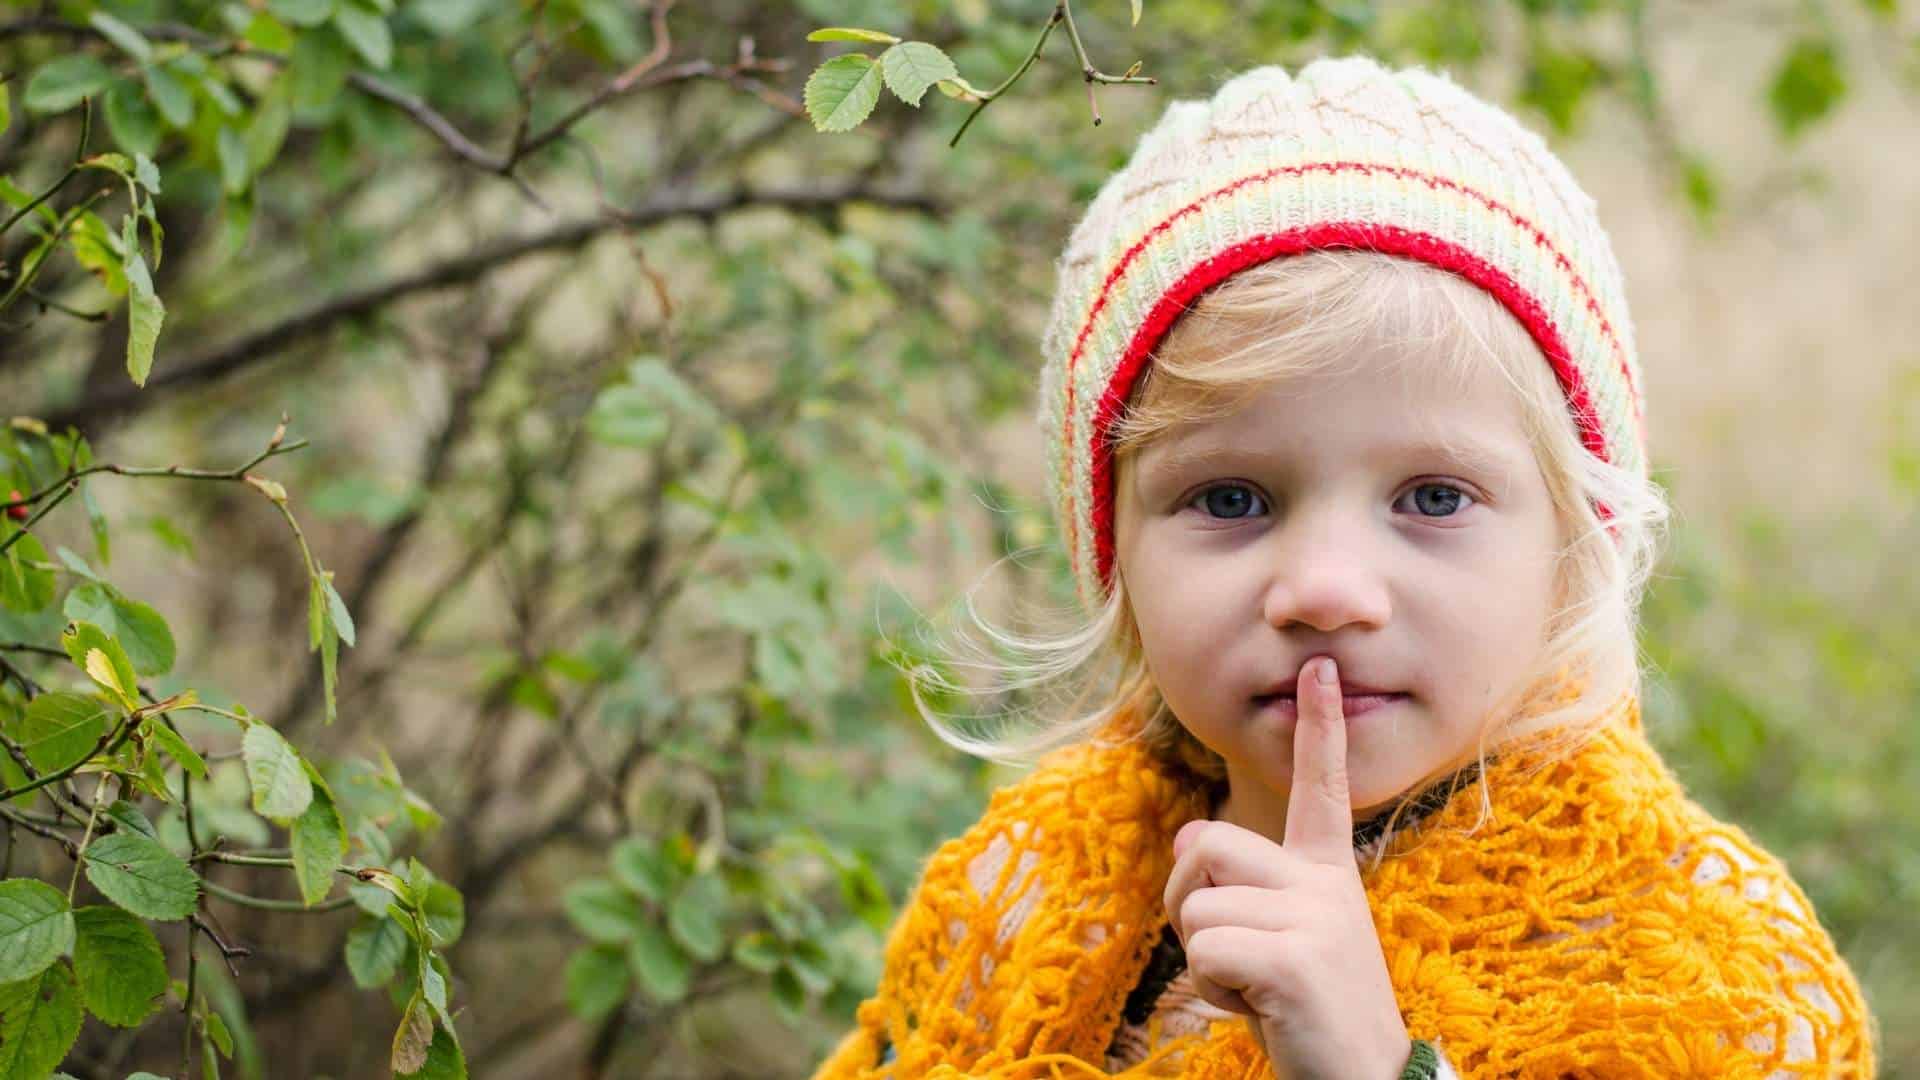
[1131,349,1537,478]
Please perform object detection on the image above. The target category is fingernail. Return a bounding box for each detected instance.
[1315,657,1338,686]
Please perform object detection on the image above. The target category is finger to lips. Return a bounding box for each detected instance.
[1282,655,1354,858]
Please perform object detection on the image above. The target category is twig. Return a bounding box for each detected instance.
[949,0,1153,147]
[190,914,251,976]
[0,418,304,556]
[0,99,92,239]
[0,804,81,858]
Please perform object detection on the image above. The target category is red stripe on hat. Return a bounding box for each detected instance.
[1083,222,1617,596]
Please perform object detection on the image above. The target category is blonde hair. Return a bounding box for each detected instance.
[893,251,1670,836]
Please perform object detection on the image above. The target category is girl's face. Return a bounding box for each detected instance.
[1113,344,1563,840]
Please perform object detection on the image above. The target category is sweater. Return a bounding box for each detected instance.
[809,691,1877,1078]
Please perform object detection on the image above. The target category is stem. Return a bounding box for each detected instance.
[0,427,308,559]
[67,776,113,904]
[0,99,91,239]
[950,5,1063,148]
[193,851,297,867]
[202,878,358,912]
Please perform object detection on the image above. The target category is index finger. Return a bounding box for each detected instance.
[1283,655,1354,856]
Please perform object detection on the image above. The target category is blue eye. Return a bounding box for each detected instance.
[1400,483,1474,518]
[1189,484,1267,519]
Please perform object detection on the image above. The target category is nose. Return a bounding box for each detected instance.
[1260,504,1393,633]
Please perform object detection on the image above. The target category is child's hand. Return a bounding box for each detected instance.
[1163,656,1414,1080]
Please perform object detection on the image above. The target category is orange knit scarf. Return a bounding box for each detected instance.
[811,693,1877,1078]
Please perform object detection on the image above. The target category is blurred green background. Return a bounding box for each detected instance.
[1,0,1916,1076]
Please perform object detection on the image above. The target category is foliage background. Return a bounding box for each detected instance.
[1,0,1917,1076]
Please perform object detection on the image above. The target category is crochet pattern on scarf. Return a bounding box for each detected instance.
[809,691,1877,1078]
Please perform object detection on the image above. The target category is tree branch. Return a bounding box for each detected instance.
[36,183,941,432]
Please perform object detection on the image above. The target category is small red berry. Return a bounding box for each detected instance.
[5,490,27,522]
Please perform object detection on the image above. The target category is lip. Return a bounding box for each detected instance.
[1252,693,1408,721]
[1256,676,1401,696]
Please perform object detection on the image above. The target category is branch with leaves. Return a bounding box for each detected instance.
[0,412,464,1079]
[802,0,1155,146]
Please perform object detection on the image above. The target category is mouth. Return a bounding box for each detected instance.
[1252,692,1409,720]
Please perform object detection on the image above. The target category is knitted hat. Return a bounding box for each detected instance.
[1037,55,1647,614]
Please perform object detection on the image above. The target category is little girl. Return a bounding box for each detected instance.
[810,55,1877,1078]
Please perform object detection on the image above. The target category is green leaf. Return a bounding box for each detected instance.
[334,3,394,68]
[89,12,153,62]
[217,126,251,195]
[125,246,165,387]
[290,776,346,905]
[0,880,74,984]
[609,838,672,903]
[345,914,410,988]
[63,581,176,676]
[626,921,690,1004]
[104,799,159,840]
[71,905,167,1026]
[59,621,139,708]
[420,880,464,947]
[879,42,957,107]
[14,692,113,776]
[147,719,208,779]
[665,876,727,963]
[24,56,113,113]
[1519,44,1602,135]
[143,64,194,128]
[409,0,489,36]
[245,80,292,172]
[323,575,356,647]
[564,946,629,1020]
[0,522,56,612]
[205,1009,233,1057]
[804,53,885,134]
[730,931,782,974]
[586,385,668,448]
[242,10,297,51]
[104,79,162,156]
[562,878,643,944]
[770,965,805,1022]
[785,938,834,993]
[134,153,161,194]
[0,962,84,1080]
[317,590,340,725]
[269,0,336,27]
[242,724,313,821]
[806,27,901,44]
[82,831,200,920]
[288,28,352,113]
[1769,36,1847,139]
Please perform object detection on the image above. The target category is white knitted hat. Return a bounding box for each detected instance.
[1037,55,1646,615]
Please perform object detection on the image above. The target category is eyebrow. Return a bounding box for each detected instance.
[1140,435,1522,480]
